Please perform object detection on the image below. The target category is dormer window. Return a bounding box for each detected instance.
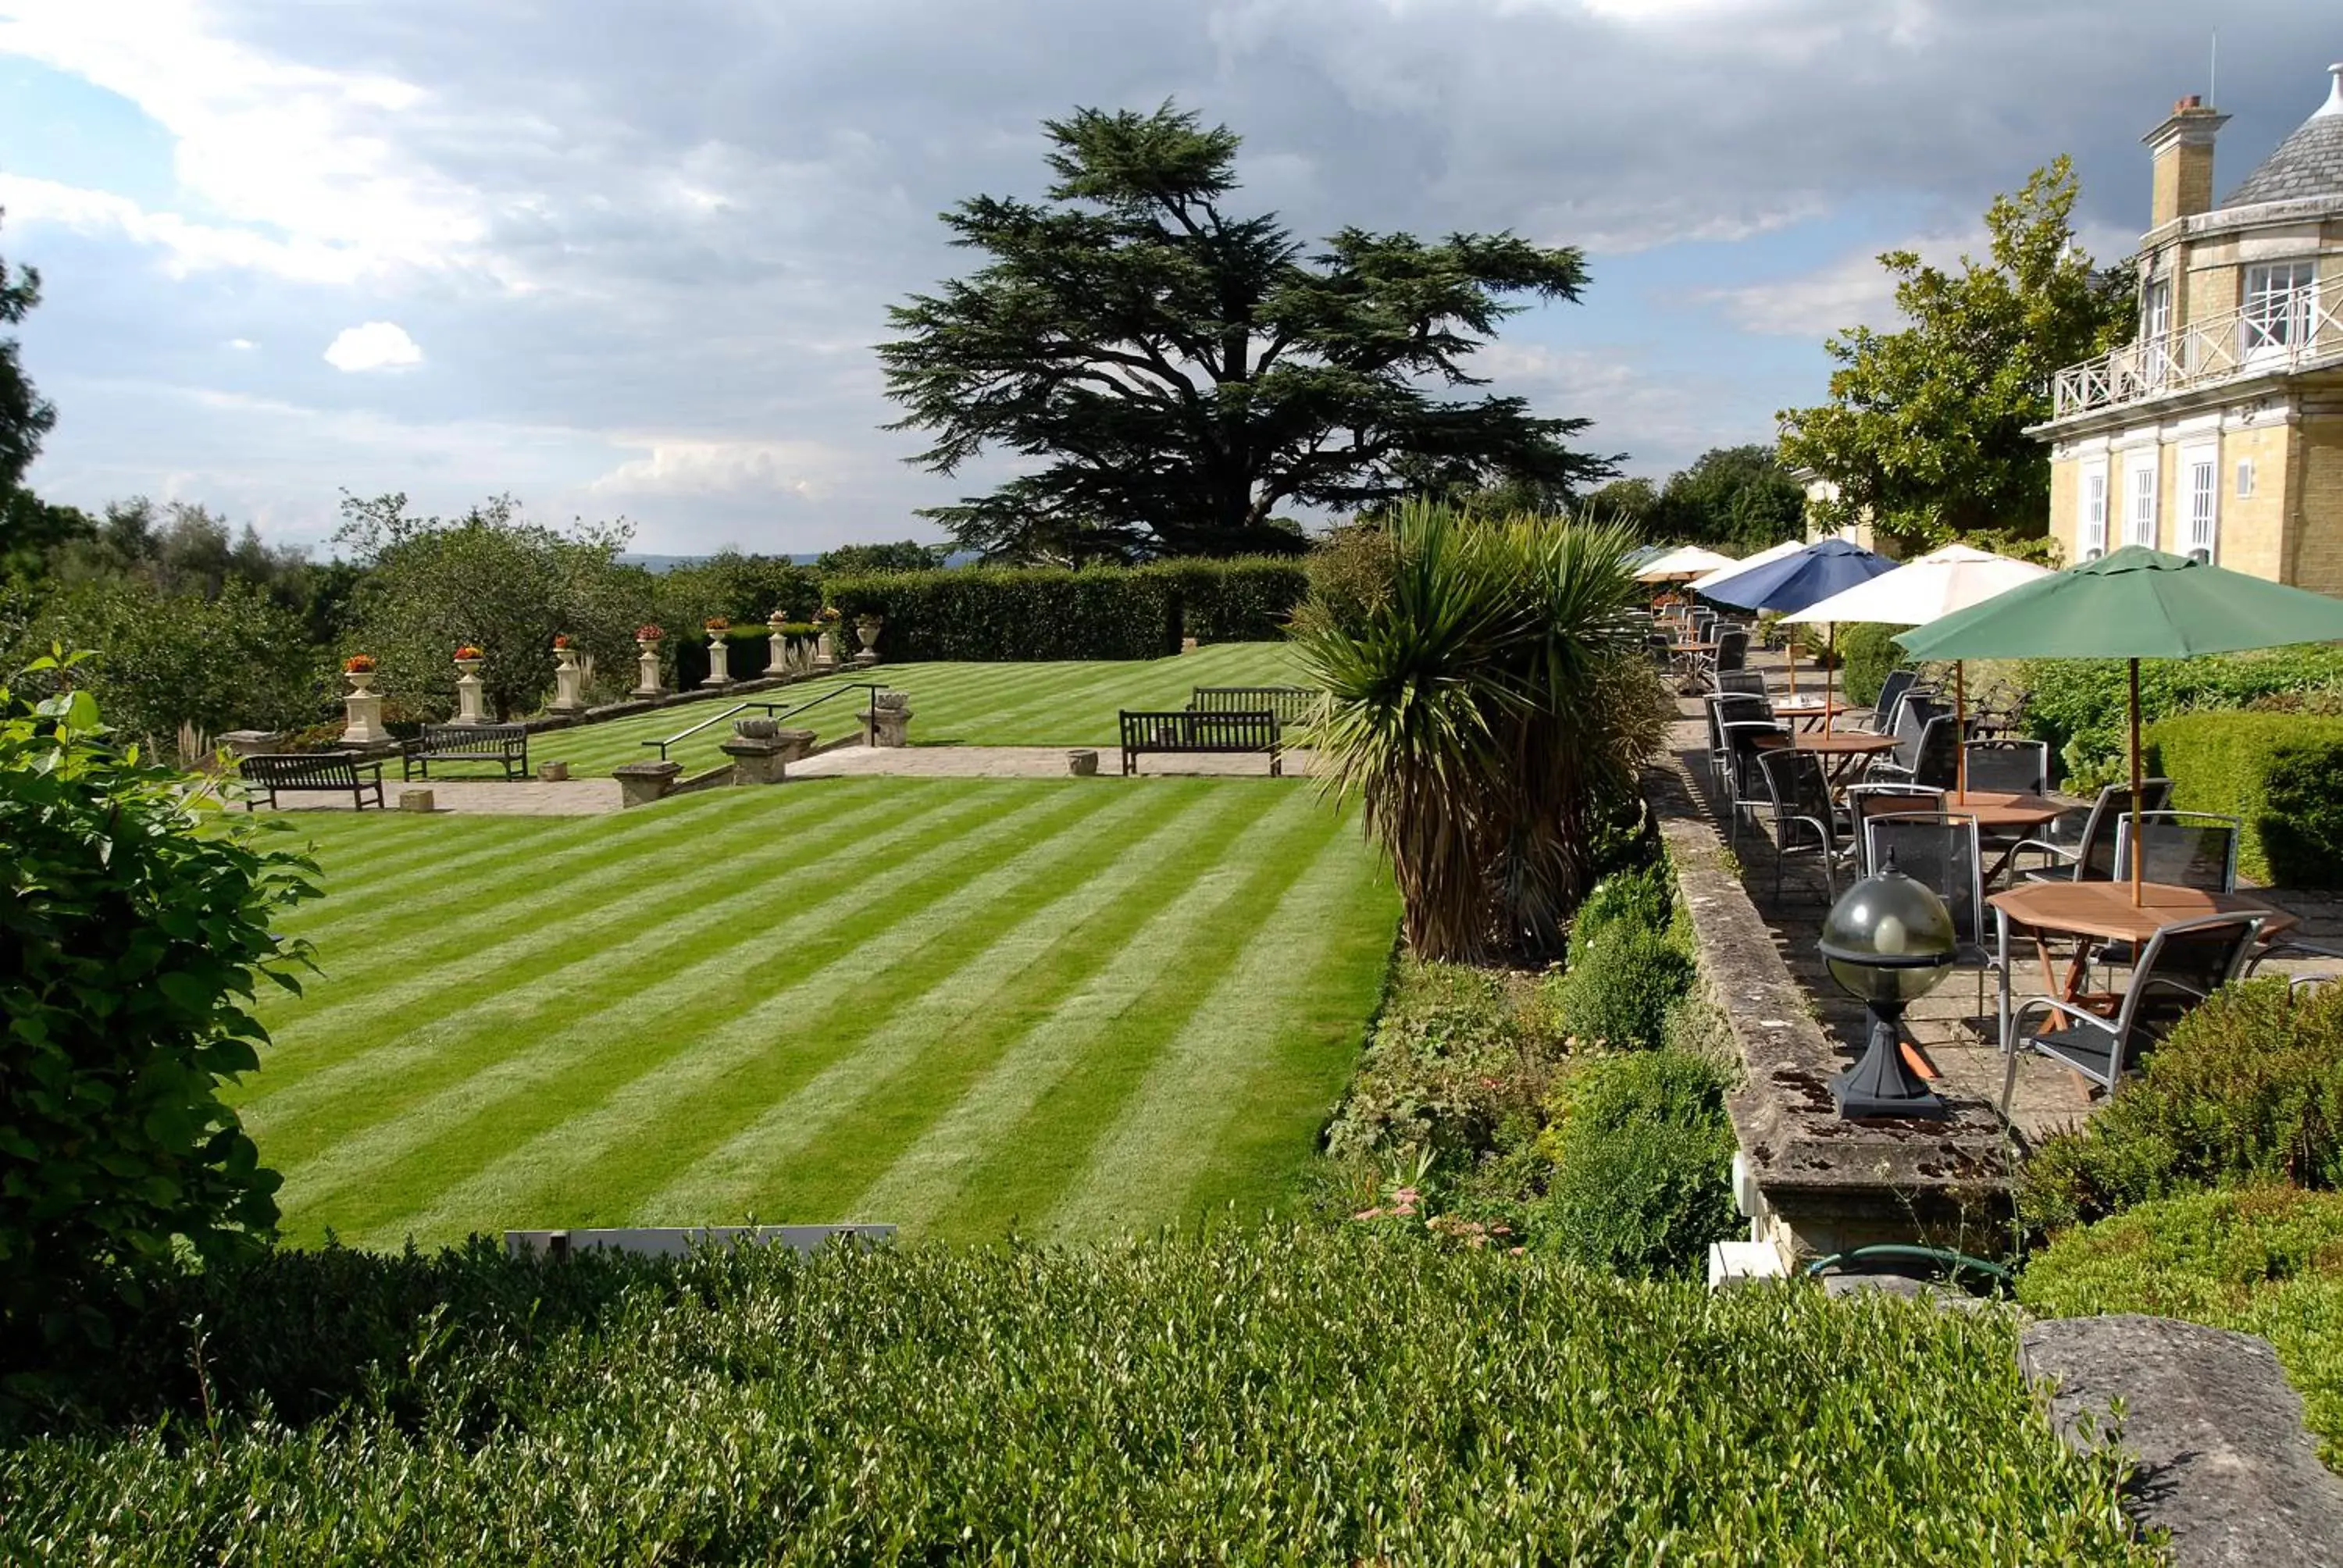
[2242,260,2316,351]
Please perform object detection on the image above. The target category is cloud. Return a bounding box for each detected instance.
[587,440,843,500]
[323,322,423,372]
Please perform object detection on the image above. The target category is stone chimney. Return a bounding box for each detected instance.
[2143,94,2231,228]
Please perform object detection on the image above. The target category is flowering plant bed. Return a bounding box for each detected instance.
[342,654,376,674]
[815,606,842,625]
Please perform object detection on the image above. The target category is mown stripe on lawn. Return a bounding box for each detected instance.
[269,782,1125,1242]
[668,785,1326,1233]
[381,784,1243,1243]
[1035,825,1378,1238]
[844,788,1343,1236]
[242,785,949,1117]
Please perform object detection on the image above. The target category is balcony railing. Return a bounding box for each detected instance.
[2050,284,2343,419]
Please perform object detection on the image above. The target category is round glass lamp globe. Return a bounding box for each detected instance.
[1819,864,1958,1004]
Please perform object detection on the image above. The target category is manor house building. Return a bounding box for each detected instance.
[2037,64,2343,588]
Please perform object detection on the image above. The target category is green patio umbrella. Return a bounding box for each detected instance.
[1895,545,2343,903]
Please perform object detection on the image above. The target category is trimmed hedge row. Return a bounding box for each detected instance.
[825,559,1307,662]
[1,1231,2155,1563]
[2148,710,2343,887]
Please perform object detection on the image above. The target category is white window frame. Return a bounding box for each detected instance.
[2237,458,2256,500]
[2141,277,2173,385]
[2242,260,2317,358]
[2180,441,2218,562]
[2123,449,2159,548]
[2077,457,2109,558]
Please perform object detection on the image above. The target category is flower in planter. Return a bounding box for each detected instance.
[816,606,842,625]
[343,653,377,674]
[636,624,665,641]
[704,617,730,633]
[455,644,484,661]
[553,633,573,649]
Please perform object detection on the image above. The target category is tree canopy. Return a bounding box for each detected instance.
[1777,159,2131,550]
[1646,446,1807,554]
[880,103,1614,563]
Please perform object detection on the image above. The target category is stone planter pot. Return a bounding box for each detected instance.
[703,630,734,689]
[765,611,791,678]
[340,669,385,746]
[854,617,883,668]
[451,657,487,725]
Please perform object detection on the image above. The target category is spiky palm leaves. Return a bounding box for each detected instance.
[1294,504,1669,963]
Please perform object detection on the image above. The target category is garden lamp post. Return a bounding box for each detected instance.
[1819,857,1958,1120]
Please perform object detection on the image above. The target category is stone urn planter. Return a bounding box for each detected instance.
[549,640,587,714]
[702,622,735,689]
[858,688,912,748]
[451,654,488,725]
[812,618,840,673]
[632,634,665,698]
[765,611,791,678]
[340,662,386,746]
[853,615,883,668]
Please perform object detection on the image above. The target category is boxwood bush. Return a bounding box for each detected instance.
[1534,1050,1740,1278]
[1835,622,1907,711]
[823,558,1307,662]
[2019,645,2343,789]
[2018,1186,2343,1468]
[1548,862,1696,1051]
[1,1230,2156,1563]
[2148,711,2343,887]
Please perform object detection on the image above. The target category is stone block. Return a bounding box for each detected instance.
[612,759,684,808]
[772,727,818,763]
[537,760,571,782]
[1066,748,1100,777]
[720,736,788,785]
[218,729,282,758]
[398,789,436,813]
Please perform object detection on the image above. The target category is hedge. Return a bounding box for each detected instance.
[1836,622,1906,711]
[0,1231,2156,1562]
[824,559,1307,663]
[2020,645,2343,789]
[669,624,801,688]
[2147,710,2343,887]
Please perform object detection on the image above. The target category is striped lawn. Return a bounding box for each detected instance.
[241,776,1396,1249]
[517,642,1307,779]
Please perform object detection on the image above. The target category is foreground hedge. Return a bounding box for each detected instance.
[0,1230,2155,1563]
[2149,710,2343,886]
[826,558,1307,661]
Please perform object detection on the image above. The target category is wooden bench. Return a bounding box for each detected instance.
[1119,710,1282,776]
[402,722,530,781]
[237,753,386,811]
[1188,686,1323,726]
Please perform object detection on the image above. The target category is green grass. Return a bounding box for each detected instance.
[519,642,1306,778]
[241,775,1395,1249]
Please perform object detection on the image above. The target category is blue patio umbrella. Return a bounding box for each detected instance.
[1699,538,1895,703]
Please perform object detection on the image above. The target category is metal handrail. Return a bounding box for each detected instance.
[642,681,883,761]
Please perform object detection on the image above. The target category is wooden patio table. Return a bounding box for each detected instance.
[1942,789,2066,886]
[1770,694,1834,731]
[1791,728,1895,786]
[1985,878,2293,1055]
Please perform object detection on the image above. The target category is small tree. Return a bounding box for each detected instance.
[1,659,316,1392]
[1778,159,2131,549]
[1647,446,1807,554]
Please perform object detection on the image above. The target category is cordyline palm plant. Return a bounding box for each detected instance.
[1294,502,1668,963]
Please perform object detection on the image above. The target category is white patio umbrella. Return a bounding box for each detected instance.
[1688,536,1806,597]
[1782,543,2052,791]
[1633,544,1739,583]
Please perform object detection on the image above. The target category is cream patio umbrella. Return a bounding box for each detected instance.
[1633,544,1739,584]
[1784,544,2052,789]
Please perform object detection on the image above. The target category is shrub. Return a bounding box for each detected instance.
[2020,978,2343,1234]
[1147,557,1310,643]
[1534,1050,1740,1278]
[2148,711,2343,887]
[0,670,316,1414]
[822,560,1307,663]
[0,1229,2155,1562]
[1550,922,1696,1050]
[1571,861,1673,946]
[2017,1187,2343,1467]
[2020,645,2343,788]
[1836,622,1908,711]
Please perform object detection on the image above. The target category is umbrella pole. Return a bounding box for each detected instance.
[2129,657,2144,908]
[1956,660,1967,798]
[1825,624,1835,725]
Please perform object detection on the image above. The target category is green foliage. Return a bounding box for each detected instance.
[823,558,1307,661]
[1582,476,1659,534]
[2018,1187,2343,1467]
[0,1231,2154,1563]
[0,665,316,1408]
[1647,445,1808,554]
[1534,1050,1740,1278]
[880,102,1610,561]
[1571,861,1673,946]
[2020,978,2343,1234]
[2148,711,2343,887]
[1778,159,2131,549]
[1837,622,1909,711]
[654,547,822,629]
[814,540,946,576]
[0,488,92,587]
[337,493,647,720]
[2020,645,2343,789]
[1551,923,1696,1051]
[0,213,52,495]
[1294,502,1672,962]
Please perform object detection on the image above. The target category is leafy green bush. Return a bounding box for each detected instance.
[1836,622,1908,711]
[0,668,316,1413]
[2018,1187,2343,1468]
[1571,861,1672,946]
[1534,1050,1740,1278]
[823,559,1307,663]
[2149,711,2343,887]
[2020,645,2343,789]
[1147,558,1310,643]
[0,1229,2157,1562]
[2020,978,2343,1233]
[1550,923,1696,1050]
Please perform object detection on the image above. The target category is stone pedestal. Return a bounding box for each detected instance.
[721,735,788,785]
[858,691,911,748]
[219,729,282,758]
[702,632,734,689]
[399,788,436,813]
[452,658,488,725]
[853,618,883,668]
[812,629,839,673]
[1067,748,1099,777]
[632,639,664,699]
[549,647,587,714]
[538,760,571,782]
[340,672,387,746]
[612,758,683,808]
[773,727,818,764]
[765,611,790,678]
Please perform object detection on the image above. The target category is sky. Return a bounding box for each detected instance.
[2,1,2337,558]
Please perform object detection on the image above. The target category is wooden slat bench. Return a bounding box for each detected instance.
[1119,710,1282,776]
[1188,685,1324,726]
[237,753,387,811]
[402,722,530,781]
